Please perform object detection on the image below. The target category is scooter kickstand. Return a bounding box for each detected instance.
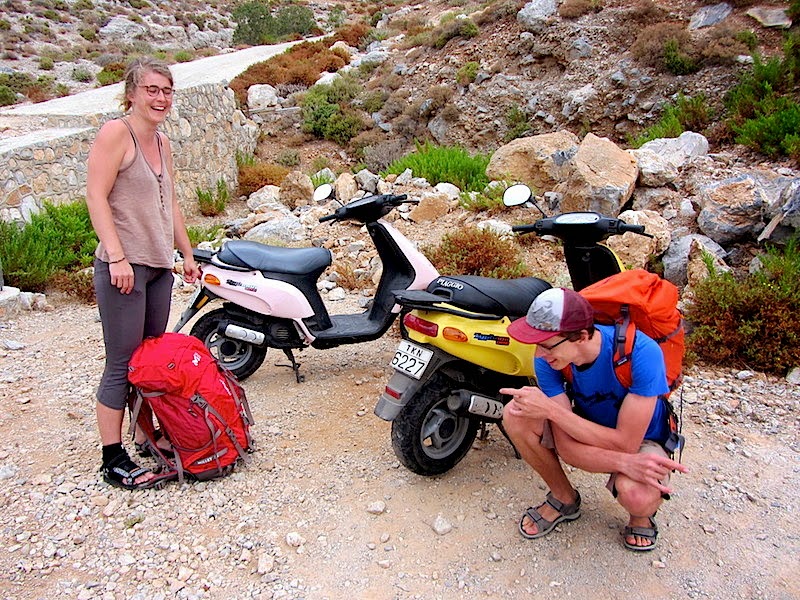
[275,349,304,383]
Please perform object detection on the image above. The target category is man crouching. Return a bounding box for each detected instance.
[501,287,687,551]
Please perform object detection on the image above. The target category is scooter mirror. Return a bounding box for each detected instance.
[503,183,532,207]
[313,183,334,203]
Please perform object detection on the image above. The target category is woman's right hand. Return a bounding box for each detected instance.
[110,259,134,294]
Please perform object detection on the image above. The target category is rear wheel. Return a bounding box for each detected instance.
[190,308,267,380]
[391,373,479,476]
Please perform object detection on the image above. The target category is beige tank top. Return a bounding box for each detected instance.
[95,118,175,268]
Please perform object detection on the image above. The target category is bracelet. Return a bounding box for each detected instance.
[109,256,126,264]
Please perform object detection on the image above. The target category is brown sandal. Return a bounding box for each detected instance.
[519,489,582,539]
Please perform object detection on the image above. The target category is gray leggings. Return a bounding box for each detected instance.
[94,259,173,410]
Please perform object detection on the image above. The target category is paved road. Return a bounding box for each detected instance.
[0,40,317,119]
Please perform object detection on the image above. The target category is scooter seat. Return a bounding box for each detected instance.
[425,275,552,319]
[217,240,332,276]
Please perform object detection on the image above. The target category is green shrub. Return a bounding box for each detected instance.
[186,225,223,247]
[196,179,229,216]
[0,201,97,292]
[72,67,93,83]
[456,61,479,85]
[686,241,800,375]
[459,182,510,213]
[732,97,800,157]
[724,34,800,158]
[236,150,257,167]
[174,49,194,63]
[79,28,97,42]
[734,29,758,52]
[663,38,699,75]
[384,142,491,193]
[310,170,335,188]
[423,227,530,279]
[432,17,479,49]
[631,93,712,147]
[39,56,54,70]
[276,149,301,167]
[96,62,125,86]
[233,1,317,45]
[0,85,16,106]
[301,75,365,145]
[504,105,531,142]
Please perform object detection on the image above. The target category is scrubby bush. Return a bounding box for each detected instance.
[504,105,531,142]
[96,62,125,86]
[196,179,229,216]
[186,225,223,247]
[72,67,93,82]
[39,56,54,70]
[431,17,479,49]
[0,201,97,292]
[0,85,16,106]
[423,227,530,279]
[456,61,479,85]
[300,74,365,145]
[384,142,491,193]
[174,49,194,63]
[724,34,800,159]
[233,1,318,45]
[632,22,698,74]
[559,0,603,18]
[686,241,800,375]
[237,162,289,196]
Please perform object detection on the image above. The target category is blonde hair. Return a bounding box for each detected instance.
[120,57,173,111]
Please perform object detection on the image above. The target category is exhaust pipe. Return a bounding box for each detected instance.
[223,323,265,345]
[447,390,505,421]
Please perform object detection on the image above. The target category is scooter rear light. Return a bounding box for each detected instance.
[403,313,438,337]
[203,273,221,286]
[442,327,468,342]
[384,386,401,399]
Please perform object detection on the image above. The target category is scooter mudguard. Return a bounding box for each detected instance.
[405,308,537,376]
[195,264,315,319]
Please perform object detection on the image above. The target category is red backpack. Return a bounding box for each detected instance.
[127,332,254,482]
[561,269,685,395]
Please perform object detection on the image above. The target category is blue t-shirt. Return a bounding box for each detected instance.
[535,324,671,444]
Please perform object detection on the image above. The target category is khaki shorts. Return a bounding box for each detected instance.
[540,421,671,500]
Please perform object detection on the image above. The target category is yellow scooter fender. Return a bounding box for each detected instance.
[405,307,537,377]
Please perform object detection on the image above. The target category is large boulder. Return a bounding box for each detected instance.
[760,177,800,241]
[409,193,453,223]
[639,132,709,168]
[517,0,558,33]
[334,172,358,203]
[555,133,638,215]
[696,174,767,244]
[605,210,670,269]
[485,131,579,191]
[628,148,679,187]
[279,171,315,210]
[663,233,727,288]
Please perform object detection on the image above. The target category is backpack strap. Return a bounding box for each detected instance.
[192,396,251,463]
[559,315,636,390]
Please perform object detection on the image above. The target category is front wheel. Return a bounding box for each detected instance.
[391,373,479,476]
[190,308,267,380]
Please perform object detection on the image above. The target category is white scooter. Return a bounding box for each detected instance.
[173,184,439,382]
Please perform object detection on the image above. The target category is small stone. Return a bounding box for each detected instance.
[431,514,453,536]
[652,560,666,568]
[257,553,275,575]
[366,501,386,515]
[286,532,305,547]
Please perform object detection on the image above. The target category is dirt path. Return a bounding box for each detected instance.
[0,293,797,600]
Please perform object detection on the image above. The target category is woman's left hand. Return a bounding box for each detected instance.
[182,257,200,283]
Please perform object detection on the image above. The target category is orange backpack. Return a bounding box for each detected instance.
[561,269,685,396]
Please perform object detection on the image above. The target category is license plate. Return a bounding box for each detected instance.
[390,341,432,379]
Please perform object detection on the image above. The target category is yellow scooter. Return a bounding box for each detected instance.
[374,184,648,475]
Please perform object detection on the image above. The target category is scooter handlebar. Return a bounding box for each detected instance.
[319,213,337,223]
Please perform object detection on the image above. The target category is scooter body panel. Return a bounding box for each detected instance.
[199,265,315,320]
[405,308,537,376]
[381,220,439,297]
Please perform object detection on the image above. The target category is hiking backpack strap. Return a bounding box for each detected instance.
[560,316,636,390]
[192,396,251,463]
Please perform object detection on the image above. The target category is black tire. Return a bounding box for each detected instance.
[190,308,267,381]
[391,373,479,476]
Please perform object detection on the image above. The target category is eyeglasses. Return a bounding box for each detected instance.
[139,85,174,98]
[537,336,571,352]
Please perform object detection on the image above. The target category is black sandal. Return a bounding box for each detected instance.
[102,449,174,491]
[135,430,175,459]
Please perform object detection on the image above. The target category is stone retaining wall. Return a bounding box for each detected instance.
[0,83,258,223]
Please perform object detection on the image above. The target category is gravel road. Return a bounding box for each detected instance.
[0,290,798,600]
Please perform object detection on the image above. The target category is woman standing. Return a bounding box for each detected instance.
[86,57,200,490]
